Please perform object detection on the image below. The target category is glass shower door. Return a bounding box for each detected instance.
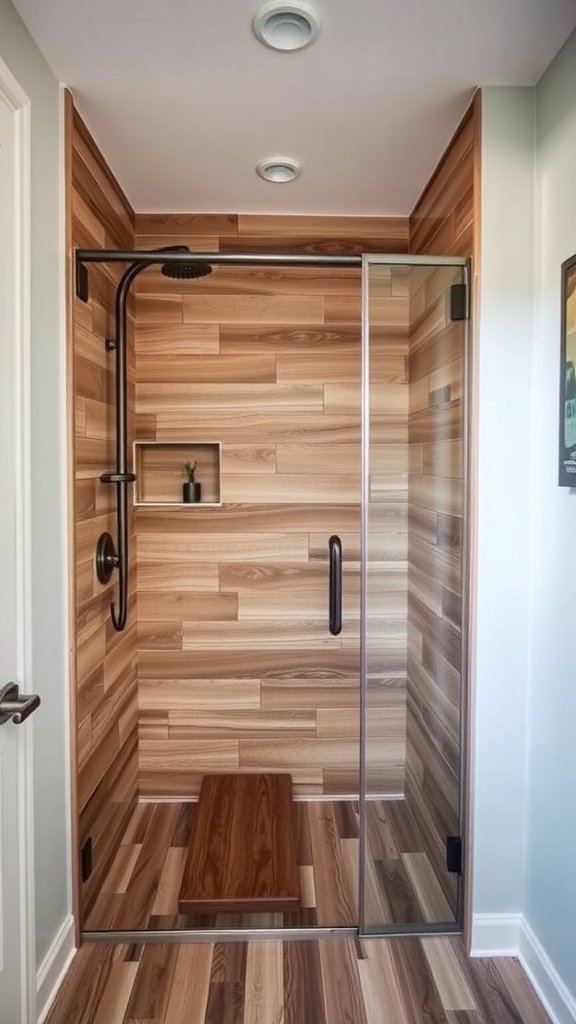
[360,256,469,933]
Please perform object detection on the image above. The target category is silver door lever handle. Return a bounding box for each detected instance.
[0,682,41,725]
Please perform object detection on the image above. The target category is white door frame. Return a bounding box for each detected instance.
[0,54,36,1023]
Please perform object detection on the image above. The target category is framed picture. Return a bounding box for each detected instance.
[559,253,576,485]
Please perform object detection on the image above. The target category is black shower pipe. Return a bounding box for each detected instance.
[97,258,158,631]
[76,246,364,634]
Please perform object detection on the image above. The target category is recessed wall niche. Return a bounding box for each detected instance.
[133,441,222,507]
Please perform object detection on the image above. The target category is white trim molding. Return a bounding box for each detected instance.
[36,916,75,1024]
[519,919,576,1024]
[0,53,35,1024]
[470,912,523,956]
[471,914,576,1024]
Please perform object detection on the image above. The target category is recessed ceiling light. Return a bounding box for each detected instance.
[252,2,321,52]
[256,157,302,183]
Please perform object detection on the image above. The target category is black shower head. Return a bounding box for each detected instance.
[151,243,212,280]
[154,244,213,280]
[160,261,213,280]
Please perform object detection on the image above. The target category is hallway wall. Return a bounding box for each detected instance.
[526,29,576,1004]
[133,214,409,798]
[471,86,535,936]
[0,0,69,974]
[67,103,139,916]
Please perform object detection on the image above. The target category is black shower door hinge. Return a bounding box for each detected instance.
[450,283,469,321]
[446,835,463,874]
[80,836,93,882]
[76,260,89,302]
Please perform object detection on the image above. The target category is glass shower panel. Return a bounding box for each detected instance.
[361,257,468,934]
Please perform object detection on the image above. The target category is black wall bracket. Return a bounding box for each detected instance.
[446,835,463,874]
[76,260,89,302]
[80,837,93,882]
[450,283,469,321]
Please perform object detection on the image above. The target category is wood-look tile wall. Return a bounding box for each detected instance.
[405,265,465,910]
[133,214,409,798]
[410,97,479,257]
[406,95,479,906]
[67,101,139,916]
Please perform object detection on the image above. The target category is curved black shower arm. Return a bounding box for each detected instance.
[87,246,199,633]
[100,259,154,632]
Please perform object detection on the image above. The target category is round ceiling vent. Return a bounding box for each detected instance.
[252,2,321,52]
[256,157,302,183]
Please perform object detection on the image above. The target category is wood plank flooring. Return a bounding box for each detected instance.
[46,936,551,1024]
[178,774,300,914]
[84,799,455,930]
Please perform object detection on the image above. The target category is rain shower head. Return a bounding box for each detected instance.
[161,261,213,280]
[155,244,213,280]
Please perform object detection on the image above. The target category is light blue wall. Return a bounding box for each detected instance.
[474,33,576,1009]
[526,29,576,1001]
[472,86,535,916]
[0,0,70,970]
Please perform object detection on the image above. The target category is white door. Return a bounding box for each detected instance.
[0,64,36,1024]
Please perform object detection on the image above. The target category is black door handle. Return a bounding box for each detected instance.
[329,535,342,636]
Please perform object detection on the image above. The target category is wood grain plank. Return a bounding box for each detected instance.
[307,803,356,926]
[284,942,327,1024]
[101,844,142,895]
[112,804,180,929]
[138,592,238,622]
[164,709,316,739]
[164,943,214,1024]
[183,294,324,324]
[123,943,177,1023]
[150,847,187,915]
[92,962,139,1024]
[44,945,126,1024]
[319,939,367,1024]
[358,941,411,1024]
[135,323,220,354]
[423,939,477,1012]
[137,532,309,564]
[204,943,247,1024]
[137,352,276,384]
[136,382,324,412]
[135,212,237,236]
[402,852,453,922]
[243,942,284,1024]
[237,214,407,241]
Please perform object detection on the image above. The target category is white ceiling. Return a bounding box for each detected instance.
[13,0,576,215]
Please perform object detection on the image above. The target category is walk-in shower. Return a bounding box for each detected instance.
[74,246,469,942]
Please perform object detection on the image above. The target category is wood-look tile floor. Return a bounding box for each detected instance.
[85,799,456,931]
[46,936,550,1024]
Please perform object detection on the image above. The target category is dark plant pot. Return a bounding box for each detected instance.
[183,481,201,504]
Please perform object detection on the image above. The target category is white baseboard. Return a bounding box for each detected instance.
[519,919,576,1024]
[471,913,576,1024]
[470,912,523,956]
[36,915,76,1024]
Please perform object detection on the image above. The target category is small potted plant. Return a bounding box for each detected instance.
[182,460,201,503]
